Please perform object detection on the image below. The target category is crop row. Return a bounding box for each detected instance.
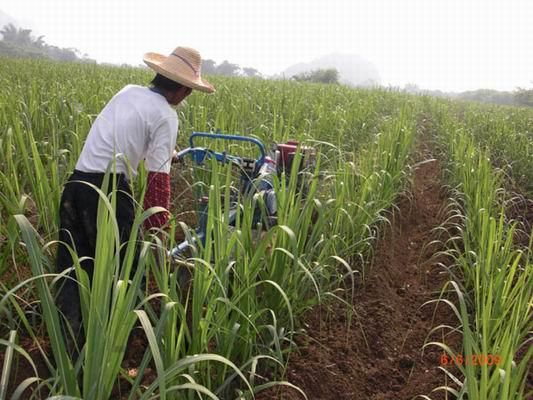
[426,98,532,400]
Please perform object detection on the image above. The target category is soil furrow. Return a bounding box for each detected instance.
[259,139,460,400]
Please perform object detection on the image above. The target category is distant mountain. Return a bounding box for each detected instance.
[281,53,381,87]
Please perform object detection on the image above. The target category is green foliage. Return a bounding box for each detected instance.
[292,68,340,85]
[425,99,532,400]
[514,87,533,107]
[457,89,516,106]
[422,96,533,195]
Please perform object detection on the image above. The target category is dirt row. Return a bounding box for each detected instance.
[258,139,461,400]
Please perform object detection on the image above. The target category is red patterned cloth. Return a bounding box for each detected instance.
[143,171,171,230]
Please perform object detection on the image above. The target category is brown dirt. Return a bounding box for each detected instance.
[170,162,198,243]
[504,191,533,248]
[257,141,462,400]
[0,335,50,399]
[0,328,155,399]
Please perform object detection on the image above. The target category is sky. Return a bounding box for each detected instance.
[1,0,532,92]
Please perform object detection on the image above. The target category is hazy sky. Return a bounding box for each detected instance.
[2,0,532,92]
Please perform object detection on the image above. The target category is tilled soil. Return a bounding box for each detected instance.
[170,162,198,242]
[505,191,533,248]
[257,142,461,400]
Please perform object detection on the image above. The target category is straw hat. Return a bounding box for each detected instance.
[143,47,215,93]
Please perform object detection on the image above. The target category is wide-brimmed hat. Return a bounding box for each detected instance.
[143,46,215,93]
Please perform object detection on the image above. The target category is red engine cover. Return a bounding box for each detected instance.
[277,141,299,165]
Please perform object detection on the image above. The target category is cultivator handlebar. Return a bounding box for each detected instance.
[175,132,267,171]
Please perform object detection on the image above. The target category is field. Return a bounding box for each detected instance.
[0,58,531,399]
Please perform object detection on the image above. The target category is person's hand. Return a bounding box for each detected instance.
[171,149,182,165]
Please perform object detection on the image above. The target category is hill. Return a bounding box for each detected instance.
[281,53,381,87]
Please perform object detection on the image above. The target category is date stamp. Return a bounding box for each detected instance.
[440,353,502,367]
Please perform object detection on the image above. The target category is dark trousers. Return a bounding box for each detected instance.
[56,170,139,344]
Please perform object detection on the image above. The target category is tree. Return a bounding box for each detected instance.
[34,35,46,48]
[16,28,33,46]
[216,60,240,76]
[292,68,340,84]
[243,67,260,78]
[0,24,34,46]
[0,23,18,42]
[514,87,533,107]
[201,59,217,75]
[403,83,420,94]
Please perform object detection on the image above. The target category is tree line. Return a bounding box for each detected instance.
[0,23,93,62]
[291,68,340,84]
[403,83,533,108]
[201,59,261,78]
[201,60,341,85]
[200,59,341,85]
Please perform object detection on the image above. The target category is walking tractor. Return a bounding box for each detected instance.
[170,132,315,260]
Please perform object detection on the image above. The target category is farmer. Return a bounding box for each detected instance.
[55,46,215,349]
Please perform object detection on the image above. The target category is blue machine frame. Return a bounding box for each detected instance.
[176,132,267,168]
[170,132,275,259]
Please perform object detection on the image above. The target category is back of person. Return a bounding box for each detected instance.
[75,84,178,177]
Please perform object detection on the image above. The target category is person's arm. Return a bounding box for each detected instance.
[143,171,171,230]
[143,116,178,231]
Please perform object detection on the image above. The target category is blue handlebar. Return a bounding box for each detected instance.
[190,132,266,165]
